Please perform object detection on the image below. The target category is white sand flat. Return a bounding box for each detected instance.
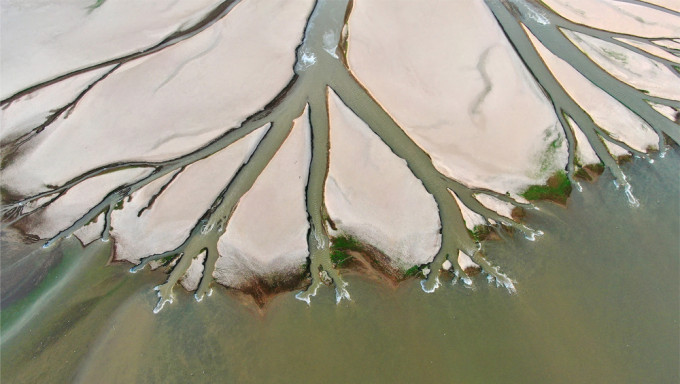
[324,90,441,268]
[526,27,659,153]
[0,0,224,98]
[214,109,311,287]
[540,0,680,37]
[109,126,267,264]
[565,30,680,101]
[346,0,565,195]
[1,0,313,197]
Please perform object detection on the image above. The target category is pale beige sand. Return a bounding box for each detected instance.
[475,194,516,220]
[442,259,453,271]
[604,141,632,159]
[654,39,680,50]
[615,38,680,64]
[73,212,106,246]
[0,66,114,142]
[525,27,660,153]
[457,250,480,271]
[565,30,680,100]
[109,126,267,264]
[647,102,679,121]
[324,90,441,268]
[451,191,486,231]
[0,0,220,98]
[541,0,680,37]
[566,117,602,166]
[1,0,313,197]
[181,251,206,291]
[213,109,311,288]
[5,0,675,291]
[21,168,150,239]
[346,0,565,195]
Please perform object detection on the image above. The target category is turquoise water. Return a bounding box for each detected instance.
[1,151,678,383]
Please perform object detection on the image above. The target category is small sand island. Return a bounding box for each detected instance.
[1,0,678,311]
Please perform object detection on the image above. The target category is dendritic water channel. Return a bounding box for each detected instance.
[1,0,678,319]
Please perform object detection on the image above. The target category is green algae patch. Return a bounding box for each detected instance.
[330,234,410,282]
[585,163,605,175]
[575,163,606,182]
[521,171,571,205]
[468,225,491,242]
[330,235,363,268]
[113,199,124,210]
[330,250,352,267]
[574,167,592,181]
[332,235,362,251]
[533,129,565,181]
[160,254,178,267]
[404,265,421,277]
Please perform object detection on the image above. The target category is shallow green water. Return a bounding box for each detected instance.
[1,150,678,383]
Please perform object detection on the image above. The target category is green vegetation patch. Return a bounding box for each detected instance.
[521,170,572,205]
[574,167,592,181]
[574,162,605,182]
[585,163,605,174]
[87,0,106,12]
[468,225,491,242]
[113,200,124,210]
[330,235,363,268]
[160,254,177,266]
[331,235,362,251]
[330,250,352,267]
[404,265,421,277]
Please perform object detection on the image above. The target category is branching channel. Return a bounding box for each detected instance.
[2,0,677,310]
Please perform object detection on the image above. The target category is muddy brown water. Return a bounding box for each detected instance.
[1,150,677,384]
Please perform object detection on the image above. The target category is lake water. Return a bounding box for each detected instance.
[1,149,678,383]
